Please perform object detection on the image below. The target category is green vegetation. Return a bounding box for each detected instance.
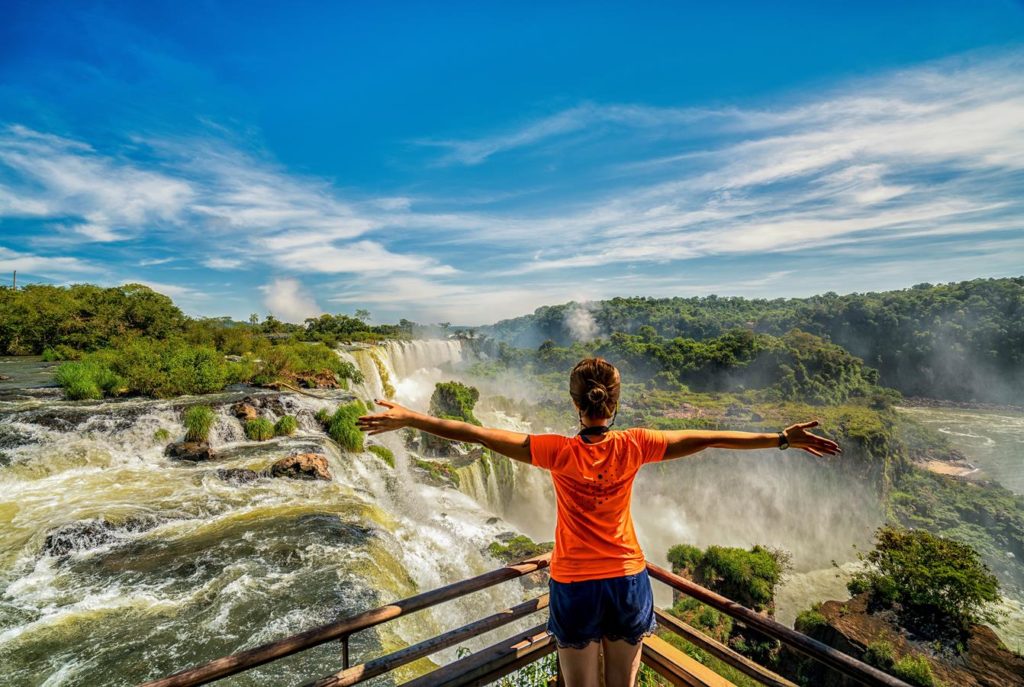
[183,405,216,442]
[888,468,1024,591]
[892,655,941,687]
[53,358,124,399]
[153,428,172,443]
[667,543,788,614]
[244,418,275,441]
[273,415,298,436]
[317,402,365,452]
[430,381,481,424]
[863,638,897,670]
[41,344,80,361]
[367,444,395,468]
[413,458,461,487]
[483,277,1024,404]
[422,381,482,455]
[369,350,396,398]
[794,603,828,634]
[0,283,187,355]
[486,535,553,563]
[848,526,1000,636]
[52,338,360,399]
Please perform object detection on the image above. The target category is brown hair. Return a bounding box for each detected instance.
[569,357,620,420]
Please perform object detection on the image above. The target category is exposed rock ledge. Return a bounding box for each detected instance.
[782,593,1024,687]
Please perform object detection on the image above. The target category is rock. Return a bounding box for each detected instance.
[269,453,331,481]
[231,402,259,422]
[165,440,216,461]
[781,593,1024,687]
[42,516,156,557]
[486,516,500,525]
[43,520,117,556]
[216,468,262,482]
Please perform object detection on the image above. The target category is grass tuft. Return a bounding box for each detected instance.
[183,405,216,442]
[274,415,298,436]
[245,418,275,441]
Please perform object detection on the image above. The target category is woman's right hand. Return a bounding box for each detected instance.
[357,399,418,435]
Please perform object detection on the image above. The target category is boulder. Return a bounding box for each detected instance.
[231,401,259,422]
[269,453,332,481]
[165,440,216,461]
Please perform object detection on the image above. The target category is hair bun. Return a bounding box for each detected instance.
[587,385,608,404]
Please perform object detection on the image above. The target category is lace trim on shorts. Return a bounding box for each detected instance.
[550,616,659,649]
[603,614,659,645]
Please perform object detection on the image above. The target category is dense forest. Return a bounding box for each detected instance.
[481,277,1024,404]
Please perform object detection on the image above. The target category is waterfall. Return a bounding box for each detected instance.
[337,339,467,410]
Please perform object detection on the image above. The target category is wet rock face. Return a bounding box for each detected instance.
[43,520,117,556]
[42,517,157,557]
[165,441,217,461]
[269,453,332,481]
[216,468,262,482]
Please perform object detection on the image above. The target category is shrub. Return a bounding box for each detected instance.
[318,402,365,452]
[892,655,939,687]
[314,408,331,425]
[248,341,362,389]
[153,428,172,442]
[667,543,788,614]
[183,405,216,442]
[55,359,124,400]
[245,418,275,441]
[274,415,298,436]
[794,604,828,634]
[863,639,896,670]
[847,526,1000,635]
[42,344,80,361]
[367,444,395,468]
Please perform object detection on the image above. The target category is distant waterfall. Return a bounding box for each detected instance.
[336,339,467,409]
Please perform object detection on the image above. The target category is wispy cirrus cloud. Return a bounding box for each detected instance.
[1,50,1022,323]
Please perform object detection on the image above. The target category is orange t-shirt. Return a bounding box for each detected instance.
[530,428,668,583]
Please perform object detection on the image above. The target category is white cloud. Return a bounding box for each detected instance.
[260,277,323,323]
[202,257,244,269]
[0,246,97,275]
[0,126,194,242]
[271,240,456,275]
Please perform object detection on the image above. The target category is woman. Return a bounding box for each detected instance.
[356,357,840,687]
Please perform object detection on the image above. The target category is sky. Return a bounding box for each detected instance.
[1,1,1023,325]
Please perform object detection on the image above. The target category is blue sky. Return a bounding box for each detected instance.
[1,1,1023,324]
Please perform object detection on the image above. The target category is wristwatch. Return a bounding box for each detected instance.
[778,431,789,450]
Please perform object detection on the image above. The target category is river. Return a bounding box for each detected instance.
[897,404,1024,495]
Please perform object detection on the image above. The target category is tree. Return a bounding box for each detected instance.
[846,526,1000,637]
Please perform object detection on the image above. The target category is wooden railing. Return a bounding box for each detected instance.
[141,553,913,687]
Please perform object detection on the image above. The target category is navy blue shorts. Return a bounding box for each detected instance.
[547,568,658,649]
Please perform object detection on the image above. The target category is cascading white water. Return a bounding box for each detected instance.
[0,343,549,686]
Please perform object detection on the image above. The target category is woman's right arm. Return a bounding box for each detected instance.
[356,399,533,462]
[659,421,840,460]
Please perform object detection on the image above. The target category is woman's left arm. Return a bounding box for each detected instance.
[356,399,533,462]
[660,420,841,460]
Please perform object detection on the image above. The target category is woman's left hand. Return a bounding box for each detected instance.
[784,420,841,457]
[357,399,418,435]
